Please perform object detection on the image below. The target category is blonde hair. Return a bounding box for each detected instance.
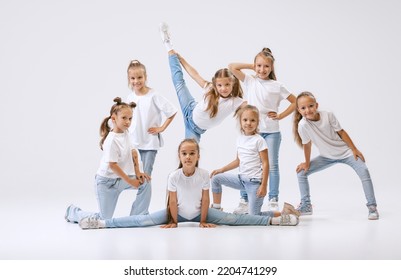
[293,91,317,148]
[99,97,136,150]
[126,60,147,90]
[254,47,277,80]
[204,68,243,118]
[236,104,260,134]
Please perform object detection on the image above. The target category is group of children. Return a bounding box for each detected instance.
[65,22,379,230]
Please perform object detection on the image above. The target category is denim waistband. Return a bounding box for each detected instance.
[238,174,261,183]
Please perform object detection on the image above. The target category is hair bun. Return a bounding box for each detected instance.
[113,97,122,104]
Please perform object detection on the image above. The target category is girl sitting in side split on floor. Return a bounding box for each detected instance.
[79,139,299,229]
[293,91,379,220]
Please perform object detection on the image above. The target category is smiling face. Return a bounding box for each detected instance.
[297,95,319,121]
[214,77,234,98]
[254,55,273,80]
[240,109,259,135]
[111,107,133,133]
[128,67,147,94]
[178,141,200,170]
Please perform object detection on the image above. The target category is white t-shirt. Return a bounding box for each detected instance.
[127,89,177,150]
[167,167,210,220]
[237,134,268,178]
[97,131,136,178]
[298,111,353,159]
[192,85,244,130]
[243,75,291,133]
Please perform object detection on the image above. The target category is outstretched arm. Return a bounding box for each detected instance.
[210,155,240,177]
[177,53,209,88]
[337,129,365,161]
[228,62,253,82]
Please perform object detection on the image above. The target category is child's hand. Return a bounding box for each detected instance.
[137,172,151,184]
[160,223,177,229]
[199,222,217,228]
[210,169,223,178]
[148,127,164,134]
[127,178,141,188]
[257,185,267,198]
[353,149,365,162]
[296,162,310,173]
[267,111,280,120]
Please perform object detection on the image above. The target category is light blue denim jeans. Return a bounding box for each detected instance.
[169,54,206,142]
[212,173,274,216]
[66,175,151,223]
[297,155,377,207]
[105,208,270,228]
[138,149,157,176]
[240,132,281,201]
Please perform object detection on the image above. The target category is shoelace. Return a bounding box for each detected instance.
[86,217,99,228]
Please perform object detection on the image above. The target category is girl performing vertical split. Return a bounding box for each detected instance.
[159,22,246,142]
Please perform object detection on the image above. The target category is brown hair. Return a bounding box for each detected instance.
[204,68,243,118]
[99,97,136,150]
[166,138,201,223]
[293,91,316,148]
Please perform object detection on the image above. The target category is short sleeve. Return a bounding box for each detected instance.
[328,112,343,132]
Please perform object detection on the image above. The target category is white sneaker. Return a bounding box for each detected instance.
[368,206,379,220]
[233,198,249,214]
[159,22,173,51]
[279,214,299,226]
[267,198,279,212]
[79,216,102,230]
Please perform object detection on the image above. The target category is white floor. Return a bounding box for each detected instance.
[1,182,399,260]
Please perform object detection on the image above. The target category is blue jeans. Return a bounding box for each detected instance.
[105,208,270,228]
[240,132,281,201]
[169,54,206,142]
[66,175,151,222]
[297,155,377,207]
[212,173,274,216]
[138,149,157,175]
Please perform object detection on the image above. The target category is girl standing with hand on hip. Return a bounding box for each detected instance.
[293,91,379,220]
[126,60,177,178]
[79,139,299,229]
[229,48,296,213]
[65,97,151,223]
[210,105,299,218]
[159,22,246,142]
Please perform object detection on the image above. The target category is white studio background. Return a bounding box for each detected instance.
[0,0,401,259]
